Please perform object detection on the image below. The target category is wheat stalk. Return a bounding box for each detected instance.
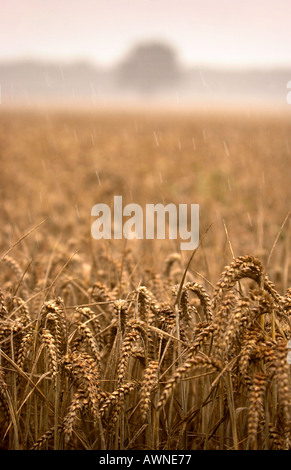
[140,360,159,421]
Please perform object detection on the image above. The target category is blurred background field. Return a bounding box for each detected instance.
[0,107,290,293]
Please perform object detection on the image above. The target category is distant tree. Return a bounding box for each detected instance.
[117,42,181,94]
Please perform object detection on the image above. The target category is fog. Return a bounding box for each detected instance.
[1,41,290,109]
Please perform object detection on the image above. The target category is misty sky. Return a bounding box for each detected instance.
[1,0,291,68]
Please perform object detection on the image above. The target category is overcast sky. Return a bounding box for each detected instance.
[1,0,291,68]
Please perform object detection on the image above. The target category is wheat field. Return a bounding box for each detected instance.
[0,107,291,450]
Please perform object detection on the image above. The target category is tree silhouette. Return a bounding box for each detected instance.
[117,42,181,94]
